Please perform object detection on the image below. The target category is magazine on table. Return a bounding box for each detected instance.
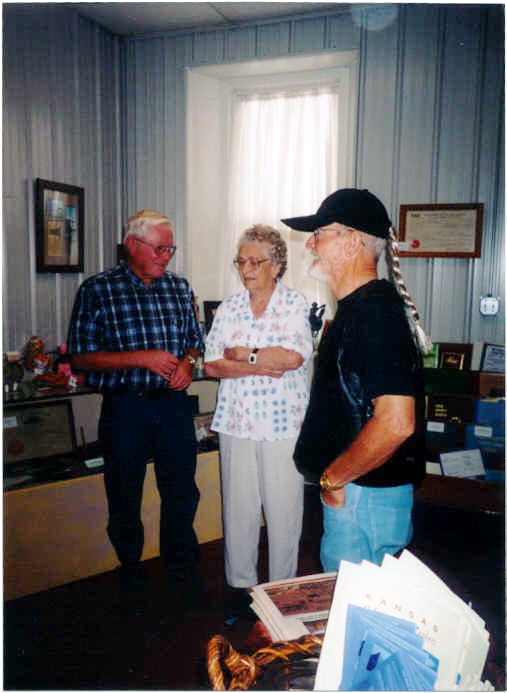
[314,550,491,692]
[249,572,337,642]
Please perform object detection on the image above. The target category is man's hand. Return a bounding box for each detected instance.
[142,349,179,381]
[321,486,346,508]
[168,357,193,390]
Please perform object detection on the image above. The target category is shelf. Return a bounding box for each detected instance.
[415,474,504,515]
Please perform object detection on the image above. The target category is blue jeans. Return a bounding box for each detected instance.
[320,482,413,571]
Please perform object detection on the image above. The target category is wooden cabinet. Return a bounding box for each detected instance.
[4,451,222,601]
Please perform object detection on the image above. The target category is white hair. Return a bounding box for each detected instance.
[386,227,433,355]
[123,210,173,241]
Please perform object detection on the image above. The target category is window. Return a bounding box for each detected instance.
[186,51,358,311]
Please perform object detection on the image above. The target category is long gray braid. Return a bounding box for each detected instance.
[386,227,433,355]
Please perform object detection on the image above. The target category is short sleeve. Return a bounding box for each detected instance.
[67,283,103,355]
[277,292,313,363]
[350,295,416,399]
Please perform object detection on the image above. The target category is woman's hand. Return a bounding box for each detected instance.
[223,347,250,362]
[223,346,302,371]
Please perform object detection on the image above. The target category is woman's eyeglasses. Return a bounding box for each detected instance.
[233,257,270,270]
[135,238,177,257]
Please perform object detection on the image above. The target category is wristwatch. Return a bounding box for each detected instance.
[185,354,197,366]
[319,471,343,492]
[248,348,259,365]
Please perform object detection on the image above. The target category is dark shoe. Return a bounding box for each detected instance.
[116,563,150,590]
[224,587,257,625]
[167,568,208,610]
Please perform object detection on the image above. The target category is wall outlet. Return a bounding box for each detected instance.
[479,295,500,316]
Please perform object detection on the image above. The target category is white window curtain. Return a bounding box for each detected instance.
[220,86,339,310]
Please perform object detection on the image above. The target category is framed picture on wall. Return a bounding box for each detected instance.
[35,178,84,272]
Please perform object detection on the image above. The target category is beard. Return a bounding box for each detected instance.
[308,257,330,283]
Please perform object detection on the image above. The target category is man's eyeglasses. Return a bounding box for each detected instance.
[312,228,326,242]
[312,227,333,242]
[233,257,270,270]
[135,237,177,257]
[313,227,365,246]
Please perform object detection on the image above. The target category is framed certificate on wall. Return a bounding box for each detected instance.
[398,203,483,258]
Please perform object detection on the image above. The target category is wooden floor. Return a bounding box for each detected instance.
[4,485,505,690]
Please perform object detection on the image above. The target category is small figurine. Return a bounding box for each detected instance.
[24,336,52,374]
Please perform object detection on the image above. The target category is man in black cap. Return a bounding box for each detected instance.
[282,189,430,571]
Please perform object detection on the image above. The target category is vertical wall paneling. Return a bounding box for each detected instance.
[192,30,225,64]
[470,5,505,341]
[3,5,121,352]
[326,13,361,52]
[3,5,504,350]
[120,4,503,345]
[292,15,326,53]
[431,6,487,340]
[114,40,123,246]
[226,26,257,62]
[257,22,291,57]
[173,35,194,276]
[95,28,104,271]
[357,7,399,205]
[395,5,442,331]
[26,180,37,336]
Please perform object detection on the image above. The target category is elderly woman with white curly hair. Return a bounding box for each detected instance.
[205,224,313,622]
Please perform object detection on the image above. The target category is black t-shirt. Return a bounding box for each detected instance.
[294,279,425,487]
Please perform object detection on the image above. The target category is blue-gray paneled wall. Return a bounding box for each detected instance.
[3,4,122,353]
[121,3,504,346]
[3,4,504,354]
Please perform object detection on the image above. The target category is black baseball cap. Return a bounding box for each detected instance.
[281,188,391,239]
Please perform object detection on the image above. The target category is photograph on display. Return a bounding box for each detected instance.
[35,178,84,272]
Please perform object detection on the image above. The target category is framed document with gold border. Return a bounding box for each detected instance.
[398,203,483,258]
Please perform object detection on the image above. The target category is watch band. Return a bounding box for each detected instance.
[248,348,259,365]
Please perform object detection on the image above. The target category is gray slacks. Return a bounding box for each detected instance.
[219,433,304,588]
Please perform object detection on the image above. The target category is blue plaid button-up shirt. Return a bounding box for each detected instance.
[67,262,203,392]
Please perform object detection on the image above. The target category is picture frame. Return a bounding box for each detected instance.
[398,203,483,258]
[35,178,84,272]
[3,399,76,465]
[437,342,473,371]
[439,351,465,370]
[204,300,221,334]
[480,343,505,373]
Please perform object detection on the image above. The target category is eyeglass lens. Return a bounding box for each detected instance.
[233,257,268,269]
[137,238,176,256]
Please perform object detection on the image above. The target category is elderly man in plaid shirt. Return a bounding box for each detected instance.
[68,210,203,591]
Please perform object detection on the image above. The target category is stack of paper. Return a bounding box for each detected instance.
[315,550,491,691]
[339,605,438,690]
[249,572,337,642]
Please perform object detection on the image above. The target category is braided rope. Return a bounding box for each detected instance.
[387,227,433,355]
[206,633,322,690]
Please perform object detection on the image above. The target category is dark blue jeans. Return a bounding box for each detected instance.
[99,390,200,572]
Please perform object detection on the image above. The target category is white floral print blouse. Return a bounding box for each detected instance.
[204,282,313,441]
